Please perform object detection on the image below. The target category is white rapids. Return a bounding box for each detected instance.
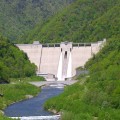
[11,115,60,120]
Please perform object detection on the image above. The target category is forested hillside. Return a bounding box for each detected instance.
[22,0,120,43]
[0,36,36,83]
[0,0,74,41]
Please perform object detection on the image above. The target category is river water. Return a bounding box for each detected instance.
[4,84,64,119]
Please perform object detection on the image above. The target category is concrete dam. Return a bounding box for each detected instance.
[16,40,106,81]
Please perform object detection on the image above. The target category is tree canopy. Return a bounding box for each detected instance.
[20,0,120,43]
[0,36,36,83]
[0,0,74,41]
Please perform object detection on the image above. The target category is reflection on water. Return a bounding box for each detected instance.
[4,85,64,117]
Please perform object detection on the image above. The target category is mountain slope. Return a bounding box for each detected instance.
[22,0,120,43]
[0,0,74,41]
[0,35,36,83]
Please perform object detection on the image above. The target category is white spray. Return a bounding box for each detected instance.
[57,52,63,81]
[67,52,72,78]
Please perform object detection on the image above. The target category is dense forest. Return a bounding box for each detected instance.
[0,35,36,83]
[21,0,120,43]
[0,0,74,41]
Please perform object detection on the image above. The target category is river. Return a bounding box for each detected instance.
[4,84,64,120]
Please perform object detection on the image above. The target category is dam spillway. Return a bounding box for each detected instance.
[16,40,106,81]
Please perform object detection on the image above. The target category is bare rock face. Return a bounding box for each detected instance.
[0,110,4,115]
[25,95,33,99]
[48,109,60,115]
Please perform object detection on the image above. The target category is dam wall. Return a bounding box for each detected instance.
[16,40,106,81]
[40,47,60,76]
[17,44,42,70]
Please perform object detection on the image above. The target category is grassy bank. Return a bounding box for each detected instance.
[44,77,120,120]
[10,76,45,83]
[0,79,41,119]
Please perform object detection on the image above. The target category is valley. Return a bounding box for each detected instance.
[0,0,120,119]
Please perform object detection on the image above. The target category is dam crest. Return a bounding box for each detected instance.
[16,39,106,81]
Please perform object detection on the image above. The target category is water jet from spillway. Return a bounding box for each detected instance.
[67,52,72,78]
[57,52,63,81]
